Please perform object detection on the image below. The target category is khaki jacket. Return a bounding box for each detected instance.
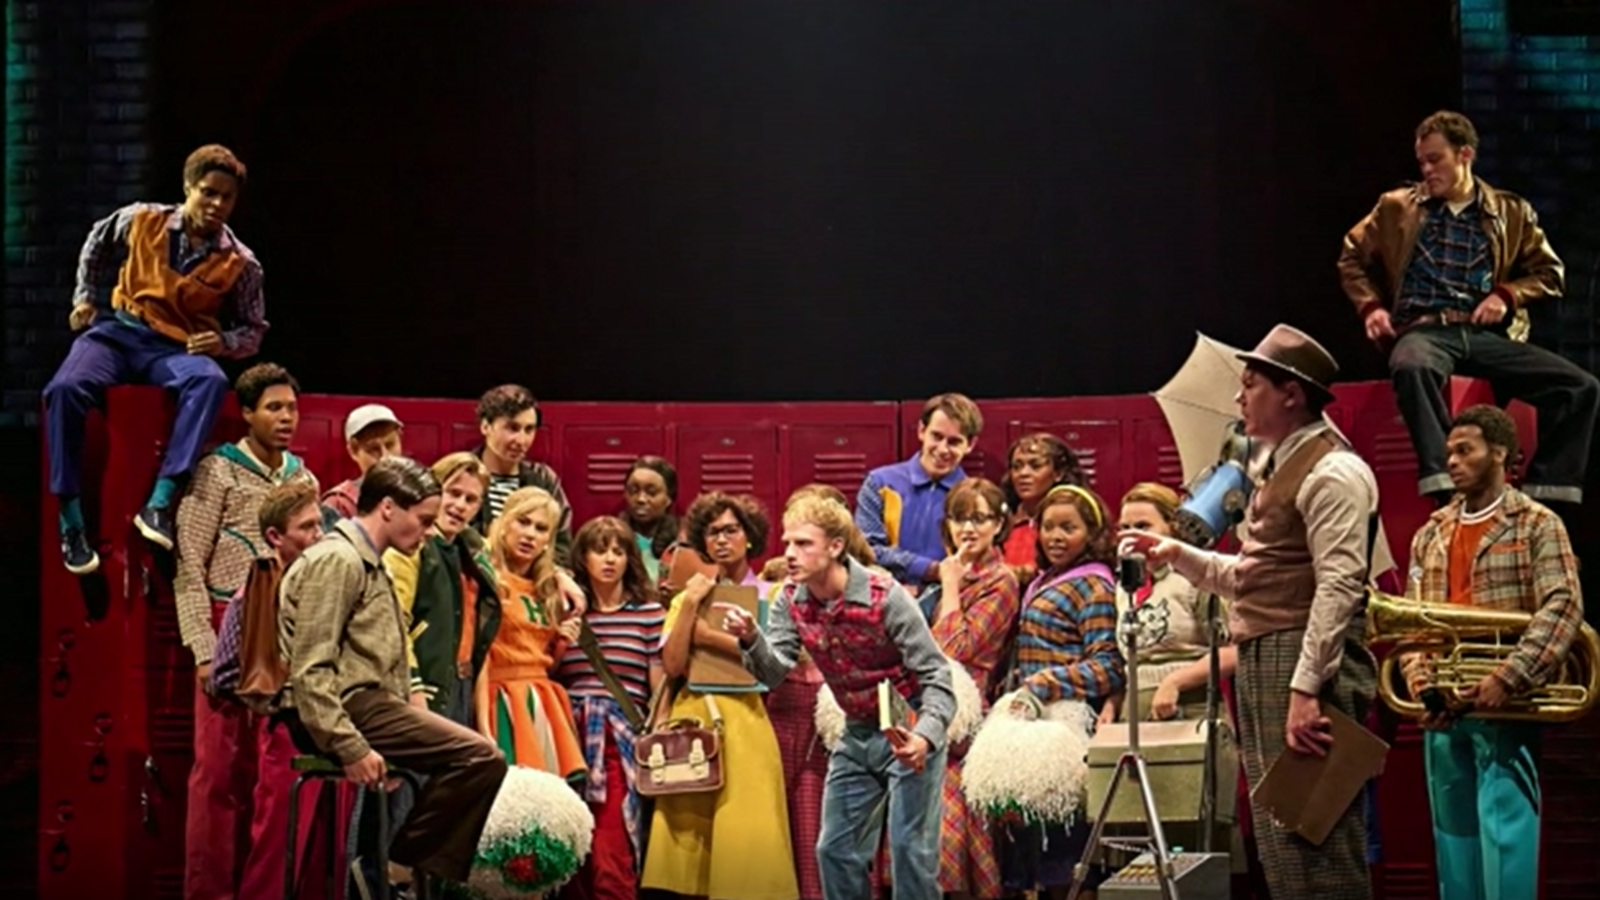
[276,520,410,764]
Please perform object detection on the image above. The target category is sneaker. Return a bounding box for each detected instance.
[61,527,100,575]
[135,505,175,551]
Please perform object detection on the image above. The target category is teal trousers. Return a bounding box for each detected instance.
[1424,719,1541,900]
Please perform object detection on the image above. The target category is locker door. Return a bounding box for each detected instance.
[1338,383,1428,573]
[1010,419,1124,500]
[786,423,899,509]
[677,425,782,561]
[1126,415,1186,493]
[561,425,667,529]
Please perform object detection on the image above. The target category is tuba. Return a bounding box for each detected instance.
[1366,589,1600,723]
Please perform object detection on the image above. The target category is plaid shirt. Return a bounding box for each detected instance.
[1014,562,1125,703]
[929,547,1020,695]
[74,203,267,358]
[572,696,645,859]
[1404,487,1585,694]
[1393,196,1493,325]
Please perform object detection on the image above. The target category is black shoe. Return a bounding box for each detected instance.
[61,527,100,575]
[135,505,175,550]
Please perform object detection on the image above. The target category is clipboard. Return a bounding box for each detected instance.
[686,584,766,693]
[1251,704,1389,846]
[663,546,718,594]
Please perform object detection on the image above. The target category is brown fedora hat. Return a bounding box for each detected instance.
[1236,324,1338,401]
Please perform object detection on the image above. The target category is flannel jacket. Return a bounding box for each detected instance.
[1404,487,1585,695]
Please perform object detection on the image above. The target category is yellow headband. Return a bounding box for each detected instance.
[1043,483,1103,528]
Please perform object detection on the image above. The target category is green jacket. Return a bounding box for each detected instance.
[387,528,501,721]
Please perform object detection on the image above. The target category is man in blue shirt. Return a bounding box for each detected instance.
[854,393,983,586]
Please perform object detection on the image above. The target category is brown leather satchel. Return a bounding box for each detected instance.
[633,689,724,797]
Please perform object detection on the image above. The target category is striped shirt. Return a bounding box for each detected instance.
[1014,563,1126,704]
[556,602,666,708]
[486,474,519,523]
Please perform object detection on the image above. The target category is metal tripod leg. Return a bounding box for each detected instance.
[1066,749,1181,900]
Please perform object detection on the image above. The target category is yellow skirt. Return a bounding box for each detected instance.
[641,690,799,900]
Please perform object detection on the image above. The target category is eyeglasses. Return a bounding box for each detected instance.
[950,514,1001,528]
[707,523,745,540]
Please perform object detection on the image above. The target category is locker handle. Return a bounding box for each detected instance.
[48,834,69,872]
[50,628,74,698]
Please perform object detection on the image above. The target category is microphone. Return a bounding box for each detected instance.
[1118,553,1147,597]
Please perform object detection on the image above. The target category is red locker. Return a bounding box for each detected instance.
[39,387,195,900]
[783,414,900,510]
[547,403,668,529]
[674,419,782,553]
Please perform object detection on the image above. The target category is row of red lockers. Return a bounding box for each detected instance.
[37,380,1592,900]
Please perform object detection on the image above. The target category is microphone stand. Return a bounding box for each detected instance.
[1067,555,1179,900]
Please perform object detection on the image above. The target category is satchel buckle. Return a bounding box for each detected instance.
[689,738,707,778]
[646,743,667,785]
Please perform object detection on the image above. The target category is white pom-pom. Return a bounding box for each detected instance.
[962,690,1093,826]
[813,685,847,752]
[467,765,594,899]
[945,661,984,745]
[813,656,985,750]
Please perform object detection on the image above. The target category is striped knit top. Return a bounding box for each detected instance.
[1014,562,1126,704]
[556,601,666,709]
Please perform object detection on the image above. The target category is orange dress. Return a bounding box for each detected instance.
[483,570,586,783]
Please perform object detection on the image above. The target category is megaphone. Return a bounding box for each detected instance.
[1172,420,1258,549]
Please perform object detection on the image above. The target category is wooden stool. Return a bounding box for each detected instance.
[284,755,429,900]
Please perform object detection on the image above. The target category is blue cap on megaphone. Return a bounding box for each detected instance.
[1173,460,1252,548]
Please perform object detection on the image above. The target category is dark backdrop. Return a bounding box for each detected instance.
[149,0,1459,402]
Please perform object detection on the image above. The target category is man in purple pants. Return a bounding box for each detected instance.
[43,144,267,574]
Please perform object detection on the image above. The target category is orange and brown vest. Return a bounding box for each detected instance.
[1228,430,1345,643]
[111,208,244,343]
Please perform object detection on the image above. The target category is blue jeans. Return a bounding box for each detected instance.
[816,724,945,900]
[1425,719,1541,900]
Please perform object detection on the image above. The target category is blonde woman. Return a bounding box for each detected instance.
[1098,482,1235,725]
[478,487,586,781]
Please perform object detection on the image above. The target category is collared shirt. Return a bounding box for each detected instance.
[1394,194,1493,326]
[855,455,967,583]
[73,203,267,358]
[744,558,957,751]
[1405,487,1585,695]
[1173,420,1378,696]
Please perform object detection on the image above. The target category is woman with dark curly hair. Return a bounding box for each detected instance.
[1001,433,1086,584]
[642,492,798,900]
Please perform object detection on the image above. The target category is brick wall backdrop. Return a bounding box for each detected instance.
[5,0,153,428]
[1459,0,1600,372]
[3,2,152,895]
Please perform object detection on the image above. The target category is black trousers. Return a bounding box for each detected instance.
[1388,324,1599,502]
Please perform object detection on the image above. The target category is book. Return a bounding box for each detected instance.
[877,679,917,746]
[686,585,762,692]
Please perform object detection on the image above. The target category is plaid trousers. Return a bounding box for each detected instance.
[1236,621,1376,900]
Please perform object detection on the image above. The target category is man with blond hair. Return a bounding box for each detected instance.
[856,392,983,587]
[725,494,955,900]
